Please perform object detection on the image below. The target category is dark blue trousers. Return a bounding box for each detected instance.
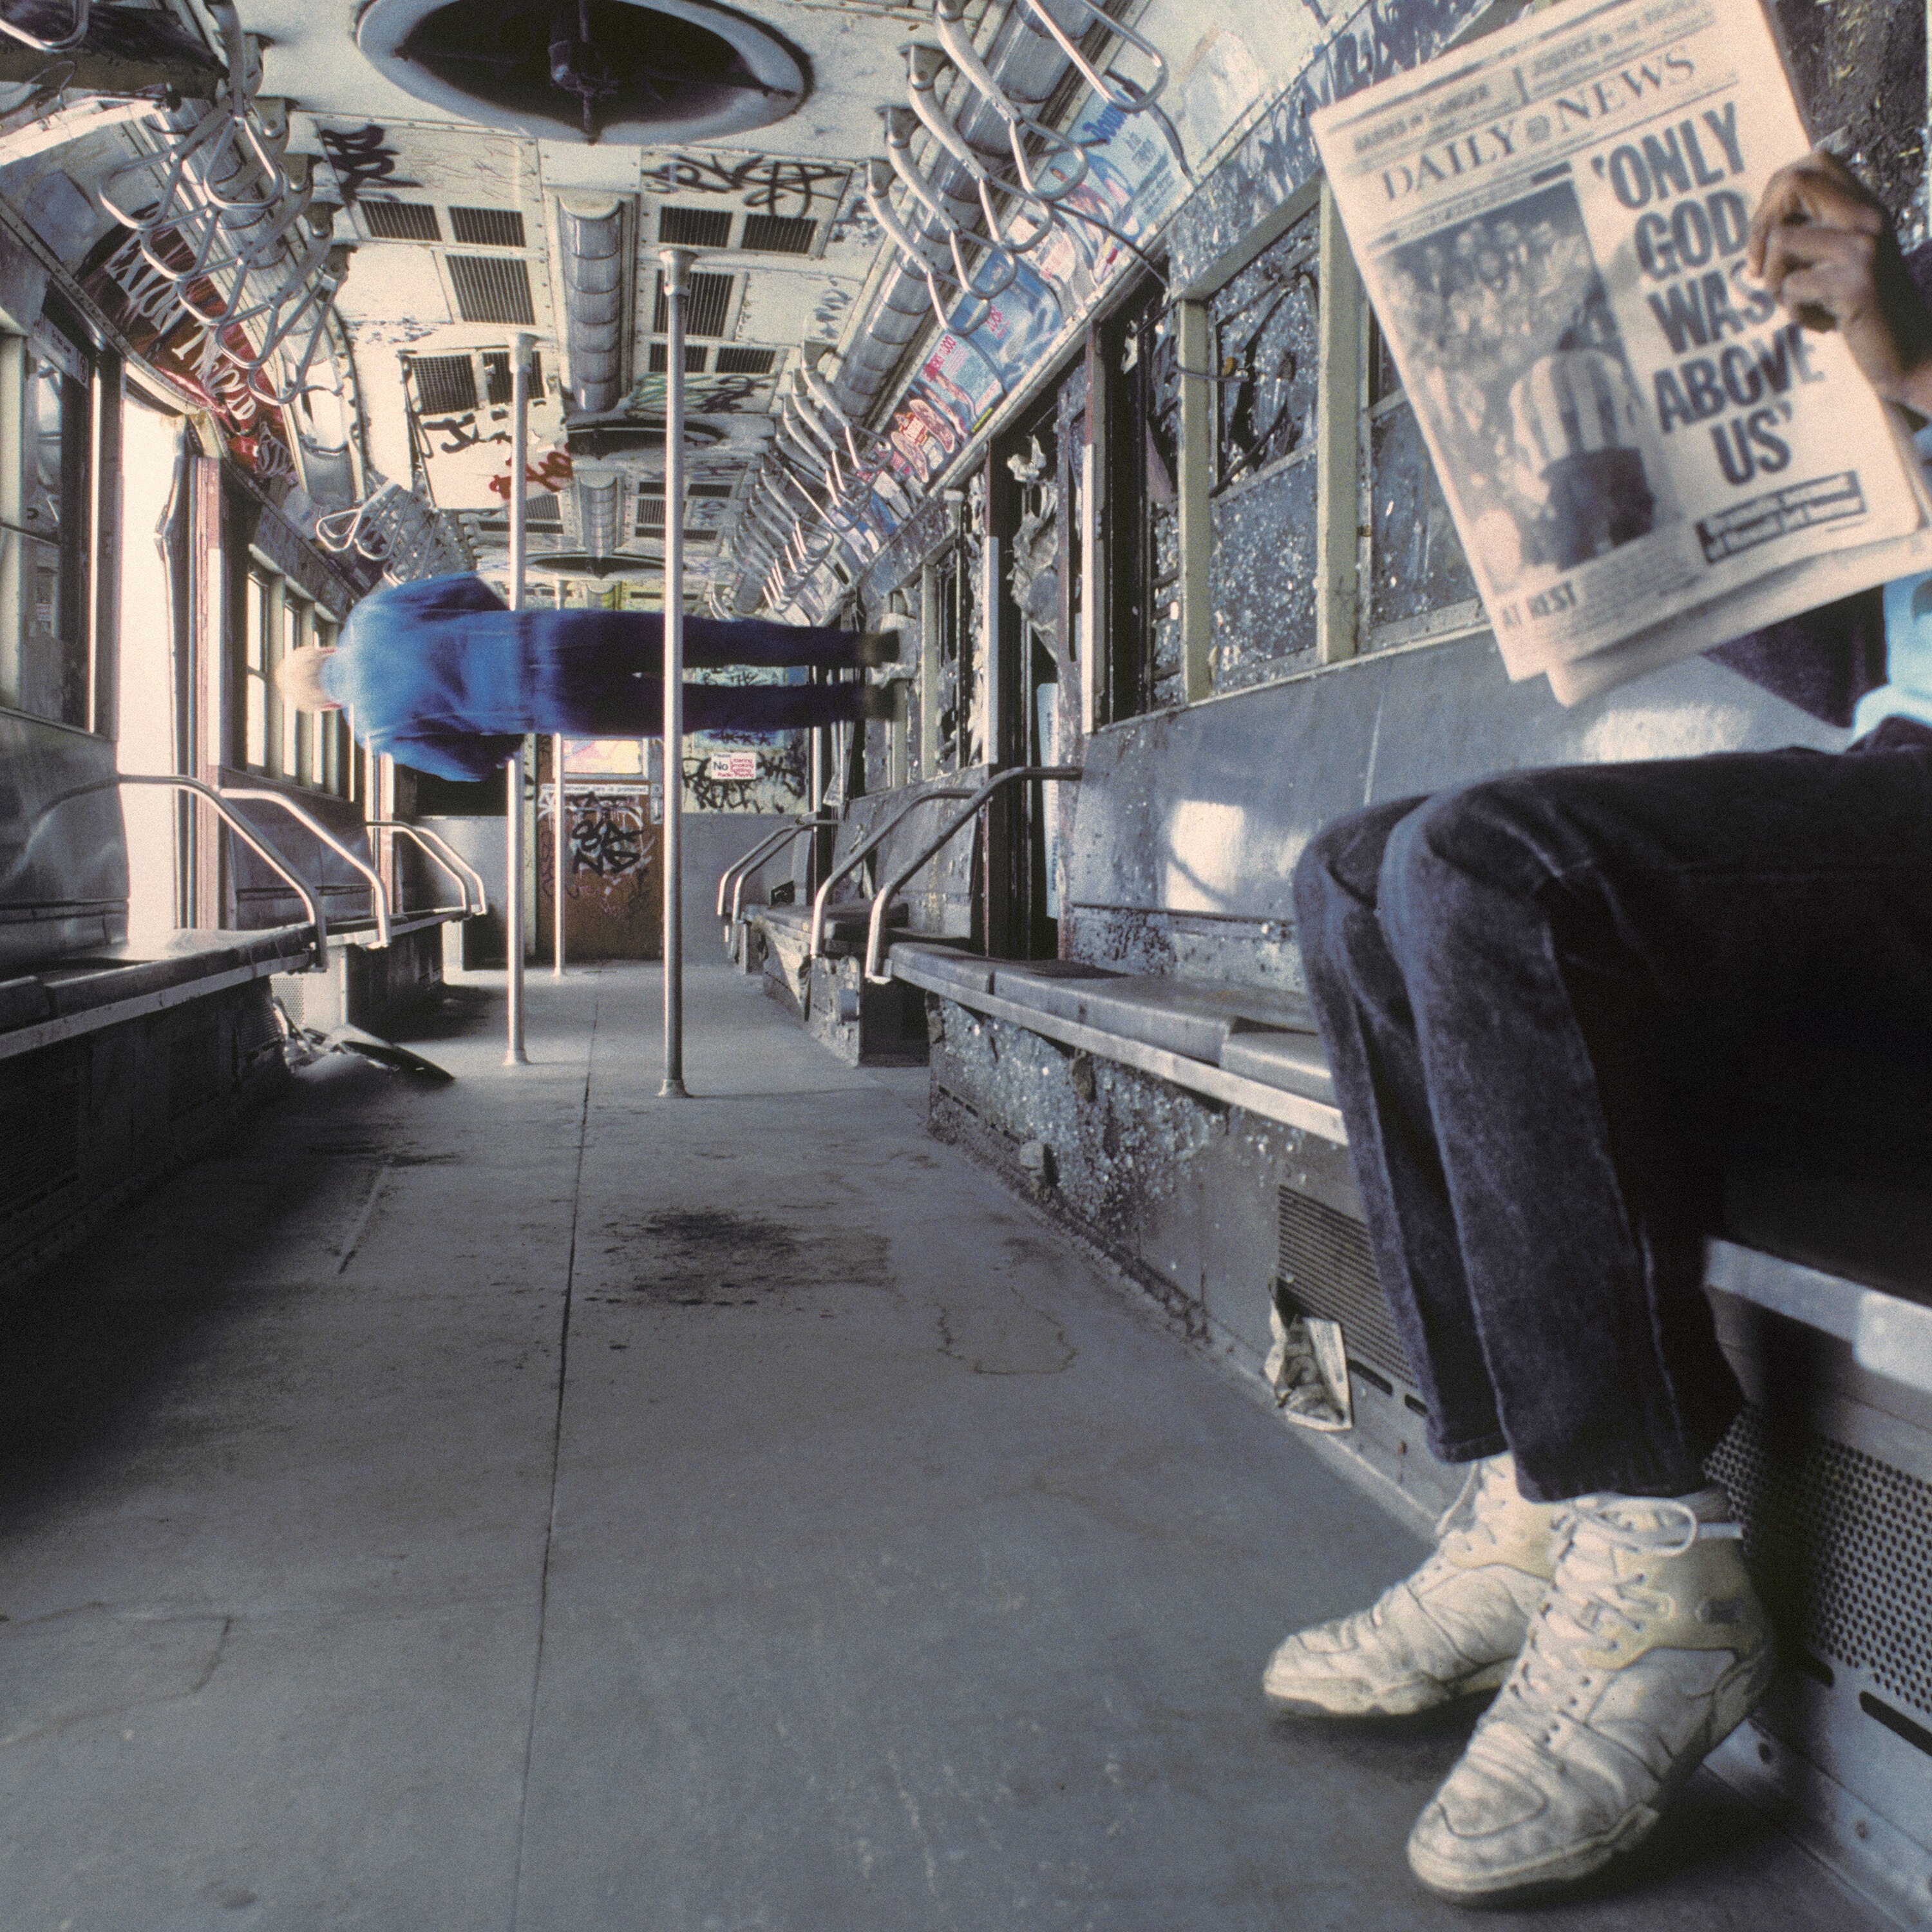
[1291,722,1932,1502]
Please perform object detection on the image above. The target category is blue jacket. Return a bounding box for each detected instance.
[319,574,536,782]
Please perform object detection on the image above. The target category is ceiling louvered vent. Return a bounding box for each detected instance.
[648,342,708,372]
[449,254,536,325]
[713,346,775,375]
[450,206,526,247]
[652,269,732,336]
[362,200,442,241]
[357,0,808,146]
[410,352,479,415]
[482,348,544,404]
[659,205,733,247]
[741,214,814,255]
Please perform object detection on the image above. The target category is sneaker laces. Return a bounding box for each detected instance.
[1484,1498,1735,1755]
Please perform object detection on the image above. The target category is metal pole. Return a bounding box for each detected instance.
[659,247,693,1097]
[551,729,566,976]
[504,330,533,1065]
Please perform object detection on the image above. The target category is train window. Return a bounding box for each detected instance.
[243,571,270,769]
[1206,205,1322,694]
[1361,286,1481,647]
[1099,274,1180,721]
[0,327,91,729]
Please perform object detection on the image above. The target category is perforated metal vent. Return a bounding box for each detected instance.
[659,205,732,247]
[647,342,708,373]
[1707,1406,1932,1720]
[450,205,525,247]
[362,199,440,241]
[714,345,775,375]
[410,353,478,416]
[741,213,815,254]
[653,269,733,337]
[448,254,535,325]
[1276,1186,1413,1384]
[0,1049,82,1219]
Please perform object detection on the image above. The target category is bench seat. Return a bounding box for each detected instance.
[893,940,1932,1401]
[0,925,317,1062]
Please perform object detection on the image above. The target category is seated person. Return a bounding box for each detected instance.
[1265,151,1932,1904]
[274,573,906,782]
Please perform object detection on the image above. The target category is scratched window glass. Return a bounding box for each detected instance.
[1209,207,1320,492]
[1210,456,1317,692]
[1365,304,1477,638]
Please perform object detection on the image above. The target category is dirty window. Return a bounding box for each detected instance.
[1209,206,1320,493]
[1361,313,1479,641]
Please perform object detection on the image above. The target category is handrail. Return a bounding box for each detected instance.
[724,815,838,928]
[0,0,89,53]
[717,817,806,920]
[220,788,391,947]
[364,819,486,918]
[109,776,330,969]
[716,811,833,921]
[864,766,1083,983]
[808,786,975,960]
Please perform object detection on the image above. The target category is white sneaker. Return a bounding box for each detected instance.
[1263,1455,1560,1718]
[1406,1485,1776,1902]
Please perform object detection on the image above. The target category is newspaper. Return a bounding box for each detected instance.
[1312,0,1932,701]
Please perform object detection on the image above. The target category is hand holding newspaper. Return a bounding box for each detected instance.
[1311,0,1932,705]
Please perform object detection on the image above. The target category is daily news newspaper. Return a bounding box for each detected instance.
[1312,0,1932,705]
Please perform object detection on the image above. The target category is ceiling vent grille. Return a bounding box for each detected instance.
[449,254,535,325]
[362,199,442,241]
[658,205,733,247]
[410,352,478,416]
[450,205,526,247]
[482,348,544,404]
[647,342,708,372]
[688,483,734,498]
[713,345,775,375]
[741,213,815,254]
[653,269,733,337]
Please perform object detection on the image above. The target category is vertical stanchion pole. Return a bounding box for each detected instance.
[659,248,693,1097]
[551,728,567,976]
[504,330,533,1065]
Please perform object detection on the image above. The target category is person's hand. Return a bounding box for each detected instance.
[1748,149,1932,417]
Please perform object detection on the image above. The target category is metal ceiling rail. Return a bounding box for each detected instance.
[862,764,1082,981]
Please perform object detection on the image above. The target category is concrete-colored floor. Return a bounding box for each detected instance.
[0,965,1890,1931]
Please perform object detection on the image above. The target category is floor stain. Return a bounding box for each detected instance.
[607,1208,893,1306]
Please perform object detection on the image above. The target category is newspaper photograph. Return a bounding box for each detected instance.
[1312,0,1928,686]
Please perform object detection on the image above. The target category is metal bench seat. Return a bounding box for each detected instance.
[0,925,318,1061]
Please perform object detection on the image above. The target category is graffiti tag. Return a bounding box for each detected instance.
[641,155,849,218]
[319,125,421,206]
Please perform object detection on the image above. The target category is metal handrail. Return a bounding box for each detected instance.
[717,818,805,920]
[86,775,330,969]
[220,788,390,947]
[724,814,839,928]
[864,766,1083,983]
[716,811,832,922]
[808,786,975,960]
[364,819,486,918]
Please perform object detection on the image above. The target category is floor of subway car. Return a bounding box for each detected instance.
[0,965,1891,1932]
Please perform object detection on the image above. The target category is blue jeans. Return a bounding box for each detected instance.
[1291,721,1932,1502]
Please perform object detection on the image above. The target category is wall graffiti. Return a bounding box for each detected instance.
[682,737,806,813]
[567,791,649,879]
[319,125,421,205]
[640,155,849,218]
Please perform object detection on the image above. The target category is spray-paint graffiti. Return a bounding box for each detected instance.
[567,791,650,878]
[621,374,766,417]
[683,737,806,813]
[421,410,507,456]
[640,155,849,218]
[319,126,420,205]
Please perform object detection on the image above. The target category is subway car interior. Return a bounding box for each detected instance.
[1,0,1929,1920]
